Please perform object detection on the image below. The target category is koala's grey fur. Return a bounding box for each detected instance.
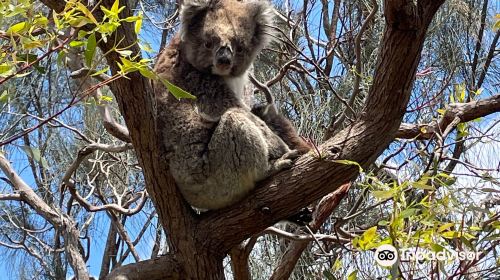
[154,0,297,210]
[249,76,312,154]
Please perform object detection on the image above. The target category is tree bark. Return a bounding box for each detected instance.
[396,94,500,139]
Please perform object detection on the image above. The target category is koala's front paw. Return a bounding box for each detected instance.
[282,149,301,160]
[268,149,301,176]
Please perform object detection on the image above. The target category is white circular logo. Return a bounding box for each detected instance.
[375,244,398,266]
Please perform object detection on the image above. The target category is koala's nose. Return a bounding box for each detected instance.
[215,47,233,66]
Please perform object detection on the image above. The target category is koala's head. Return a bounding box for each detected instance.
[179,0,274,77]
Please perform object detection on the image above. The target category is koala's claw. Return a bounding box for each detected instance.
[282,149,301,160]
[268,149,300,176]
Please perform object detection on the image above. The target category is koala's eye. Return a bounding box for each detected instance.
[204,41,213,49]
[235,45,244,53]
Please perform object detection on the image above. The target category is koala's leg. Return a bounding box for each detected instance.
[252,104,312,154]
[187,107,298,210]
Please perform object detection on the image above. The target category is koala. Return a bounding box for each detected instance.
[251,92,312,154]
[153,0,298,210]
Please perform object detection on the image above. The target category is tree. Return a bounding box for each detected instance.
[0,0,499,279]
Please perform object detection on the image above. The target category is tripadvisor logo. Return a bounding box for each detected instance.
[374,244,398,266]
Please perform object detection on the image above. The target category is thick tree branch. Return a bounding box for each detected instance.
[0,192,22,201]
[229,241,253,280]
[396,94,500,139]
[106,254,183,280]
[352,0,378,106]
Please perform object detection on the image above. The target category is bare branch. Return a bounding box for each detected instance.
[0,154,90,280]
[263,227,350,244]
[0,193,22,201]
[108,212,141,262]
[396,94,500,139]
[62,143,133,186]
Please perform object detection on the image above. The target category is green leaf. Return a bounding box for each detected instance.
[459,86,465,102]
[34,15,49,27]
[438,223,455,233]
[57,50,67,66]
[323,270,337,280]
[21,146,49,169]
[77,30,89,39]
[7,21,27,34]
[69,40,85,47]
[91,67,110,77]
[347,270,357,280]
[111,0,120,14]
[100,95,113,102]
[123,15,142,22]
[16,53,38,63]
[372,190,394,200]
[353,226,378,250]
[430,243,445,252]
[160,78,196,99]
[98,22,120,34]
[437,108,446,115]
[68,17,94,28]
[494,14,500,29]
[76,2,98,24]
[134,12,143,34]
[0,90,9,105]
[333,258,342,271]
[138,68,156,80]
[116,49,133,57]
[0,64,14,77]
[21,37,45,49]
[378,220,389,226]
[412,181,435,190]
[441,231,460,239]
[400,208,418,219]
[469,226,481,231]
[84,33,96,67]
[139,41,153,53]
[52,11,61,29]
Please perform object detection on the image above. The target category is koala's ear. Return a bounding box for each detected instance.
[179,0,211,38]
[248,0,275,50]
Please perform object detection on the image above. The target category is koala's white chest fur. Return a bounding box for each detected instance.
[223,71,250,107]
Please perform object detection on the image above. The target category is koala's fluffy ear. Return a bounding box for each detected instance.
[247,0,275,50]
[179,0,211,39]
